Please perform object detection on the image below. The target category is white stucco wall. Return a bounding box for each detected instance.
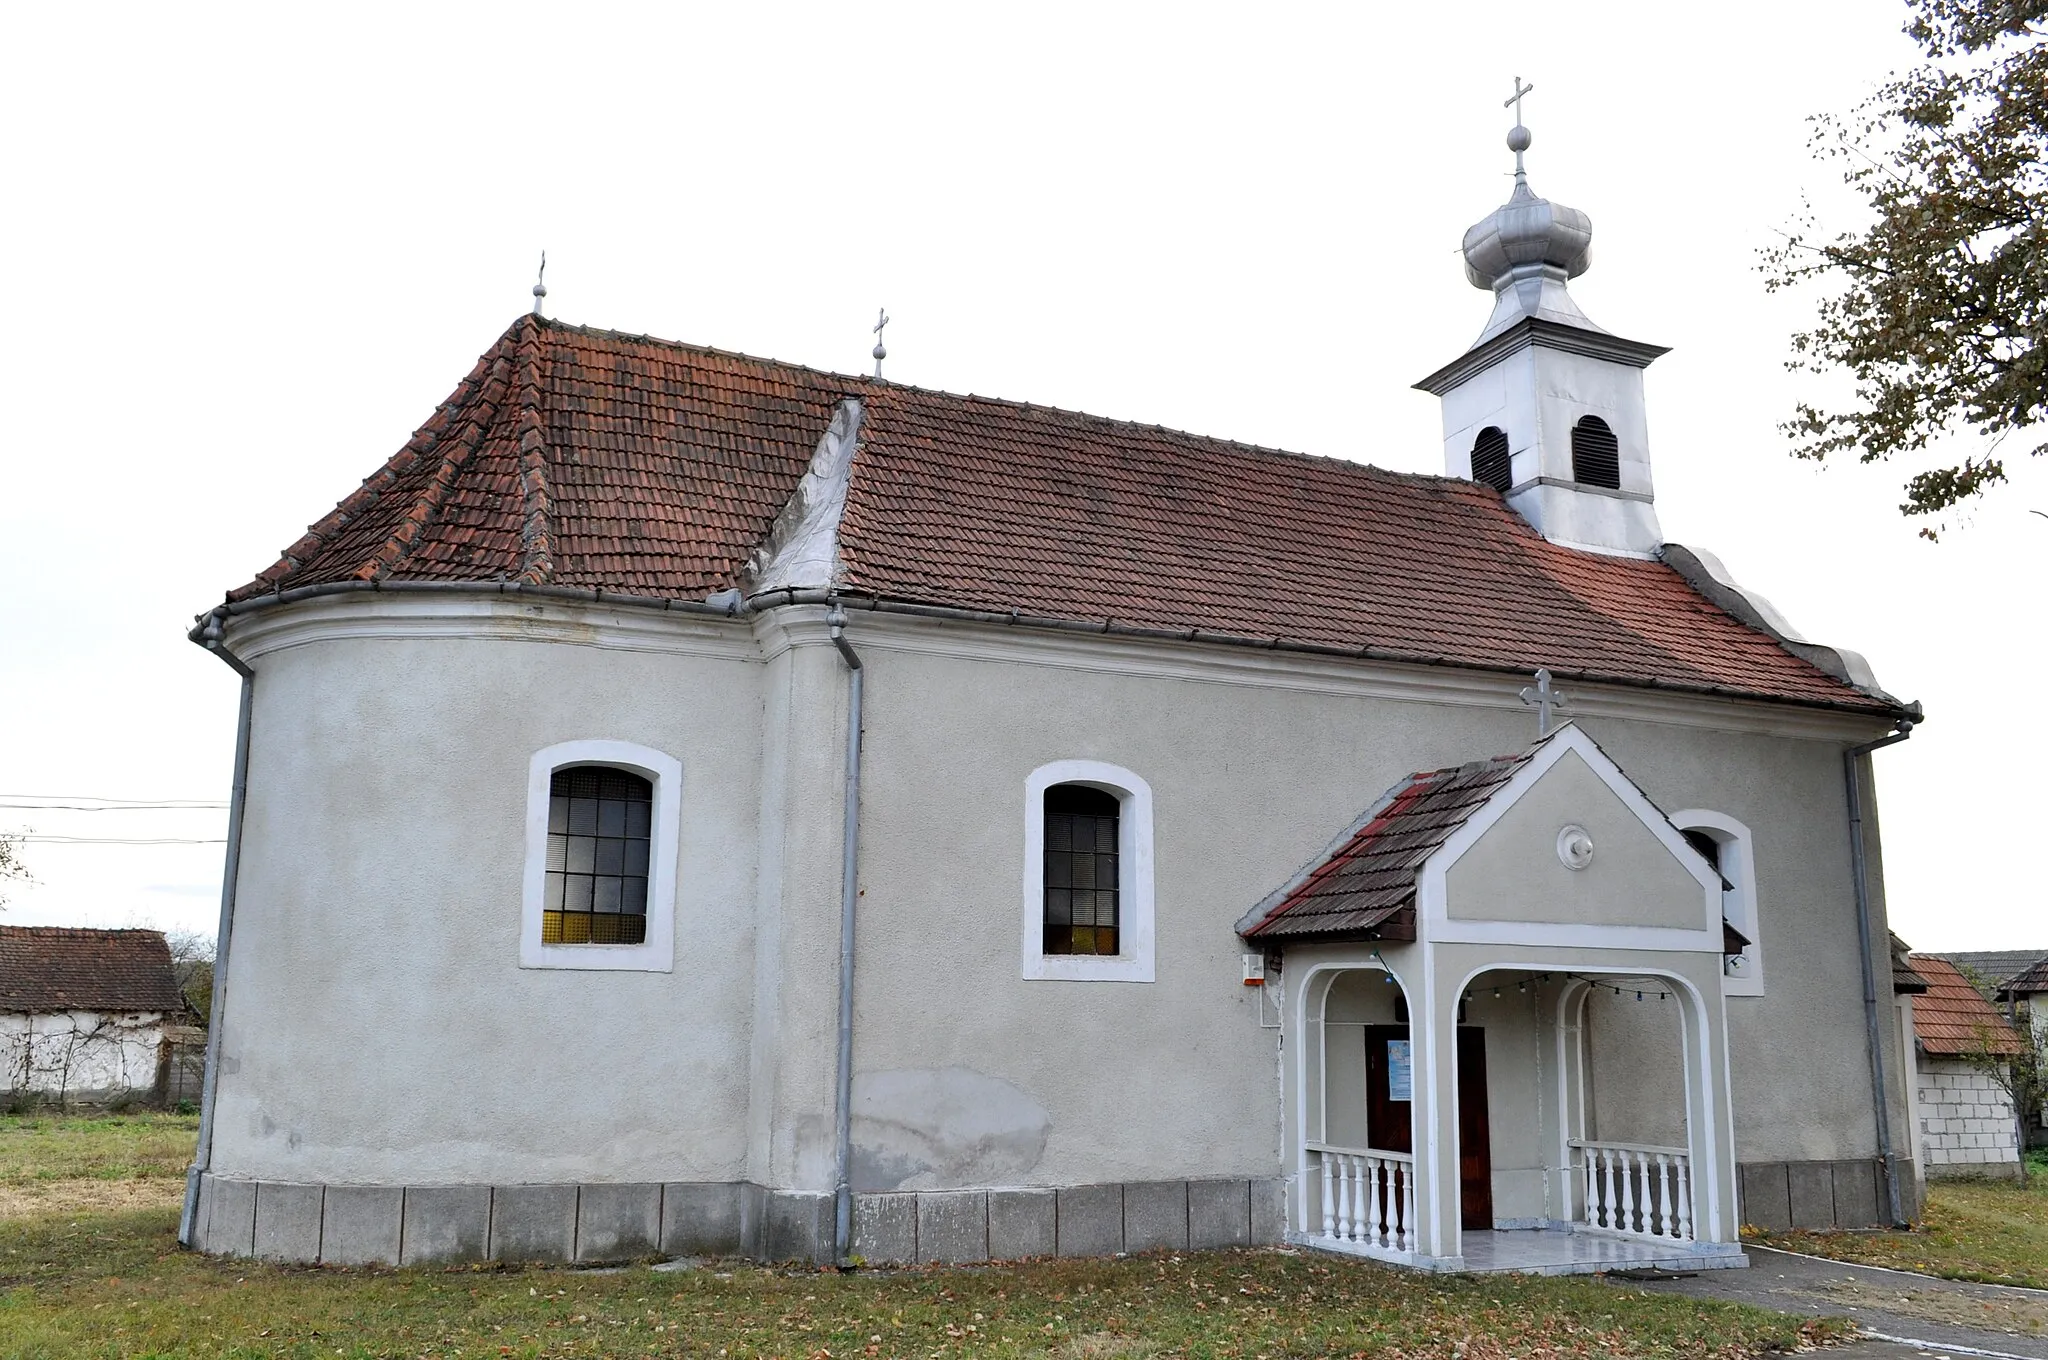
[1918,1059,2019,1169]
[210,599,773,1185]
[0,1011,164,1099]
[207,596,1908,1197]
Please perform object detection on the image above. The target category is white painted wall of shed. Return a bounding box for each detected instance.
[203,600,1912,1196]
[0,1010,165,1098]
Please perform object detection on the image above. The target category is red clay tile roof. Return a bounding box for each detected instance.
[1239,752,1530,941]
[227,315,1892,714]
[1909,954,2027,1057]
[0,927,185,1015]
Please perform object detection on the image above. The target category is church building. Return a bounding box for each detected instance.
[180,116,1923,1274]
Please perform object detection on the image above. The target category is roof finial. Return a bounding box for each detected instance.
[532,252,548,318]
[871,307,890,380]
[1518,667,1568,738]
[1504,76,1535,184]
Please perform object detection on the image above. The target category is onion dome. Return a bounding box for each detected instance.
[1455,124,1607,345]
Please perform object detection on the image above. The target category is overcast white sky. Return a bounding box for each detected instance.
[1,3,2041,949]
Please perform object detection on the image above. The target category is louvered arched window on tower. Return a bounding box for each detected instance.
[1570,416,1621,489]
[1470,426,1512,493]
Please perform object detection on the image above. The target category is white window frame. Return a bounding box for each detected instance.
[521,740,682,972]
[1671,808,1763,996]
[1021,760,1155,983]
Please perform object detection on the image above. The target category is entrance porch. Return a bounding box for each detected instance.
[1287,960,1746,1275]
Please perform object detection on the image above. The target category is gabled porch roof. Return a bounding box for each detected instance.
[1237,752,1531,943]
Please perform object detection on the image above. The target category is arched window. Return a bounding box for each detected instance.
[545,766,653,944]
[1022,761,1155,982]
[1673,810,1762,997]
[522,740,682,971]
[1043,785,1120,956]
[1570,415,1621,489]
[1470,426,1512,493]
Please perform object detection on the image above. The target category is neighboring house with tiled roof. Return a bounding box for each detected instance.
[1903,954,2027,1179]
[1934,948,2048,1149]
[180,138,1929,1272]
[0,927,187,1106]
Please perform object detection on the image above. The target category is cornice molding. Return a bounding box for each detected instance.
[1413,317,1671,396]
[834,610,1893,742]
[223,592,759,665]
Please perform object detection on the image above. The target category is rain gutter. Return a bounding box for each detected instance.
[178,613,255,1248]
[826,605,864,1265]
[1846,712,1920,1227]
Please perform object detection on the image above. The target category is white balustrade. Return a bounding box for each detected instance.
[1572,1139,1693,1242]
[1304,1143,1416,1254]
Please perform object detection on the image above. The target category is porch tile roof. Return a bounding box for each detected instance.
[1908,954,2027,1057]
[220,315,1900,717]
[0,927,185,1015]
[1237,752,1531,942]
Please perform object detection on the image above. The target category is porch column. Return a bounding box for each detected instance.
[1411,947,1462,1264]
[1679,963,1740,1244]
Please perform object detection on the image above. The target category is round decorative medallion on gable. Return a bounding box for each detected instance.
[1556,824,1594,870]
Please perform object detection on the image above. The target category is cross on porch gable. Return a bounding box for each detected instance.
[1518,667,1567,737]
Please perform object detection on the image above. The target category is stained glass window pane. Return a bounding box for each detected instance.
[1043,785,1119,956]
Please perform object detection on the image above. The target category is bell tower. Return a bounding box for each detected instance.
[1414,83,1669,557]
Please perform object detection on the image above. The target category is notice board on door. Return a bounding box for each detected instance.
[1386,1039,1412,1102]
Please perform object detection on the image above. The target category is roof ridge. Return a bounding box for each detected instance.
[514,318,555,584]
[536,317,1498,496]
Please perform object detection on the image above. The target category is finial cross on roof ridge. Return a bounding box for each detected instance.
[872,307,890,380]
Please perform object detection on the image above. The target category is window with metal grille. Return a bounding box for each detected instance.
[1043,784,1120,956]
[1570,415,1621,489]
[1470,426,1512,493]
[544,766,652,945]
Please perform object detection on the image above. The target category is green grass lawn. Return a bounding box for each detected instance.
[0,1209,1841,1360]
[0,1113,198,1217]
[0,1116,1848,1358]
[1748,1165,2048,1289]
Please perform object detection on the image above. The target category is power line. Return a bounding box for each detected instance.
[0,798,226,806]
[17,835,227,845]
[0,802,230,811]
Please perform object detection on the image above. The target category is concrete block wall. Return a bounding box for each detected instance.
[1918,1061,2020,1173]
[849,1180,1285,1266]
[1737,1158,1920,1230]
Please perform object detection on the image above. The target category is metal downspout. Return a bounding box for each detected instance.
[1846,714,1917,1228]
[827,606,864,1264]
[179,611,255,1247]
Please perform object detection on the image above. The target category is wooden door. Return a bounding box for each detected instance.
[1457,1027,1493,1230]
[1363,1025,1413,1153]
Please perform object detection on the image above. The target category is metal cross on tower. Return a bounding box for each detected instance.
[1518,668,1568,737]
[871,308,890,380]
[1503,76,1535,178]
[532,252,548,318]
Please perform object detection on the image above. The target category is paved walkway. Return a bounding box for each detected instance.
[1618,1246,2048,1360]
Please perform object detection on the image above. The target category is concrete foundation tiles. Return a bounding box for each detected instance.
[204,1176,257,1257]
[320,1186,402,1265]
[1786,1162,1836,1230]
[253,1182,323,1263]
[577,1184,661,1262]
[917,1191,989,1265]
[402,1186,490,1265]
[852,1194,917,1265]
[1188,1179,1252,1249]
[491,1185,577,1263]
[1833,1160,1880,1227]
[1123,1181,1189,1254]
[662,1182,747,1258]
[763,1191,832,1264]
[988,1189,1056,1260]
[1056,1184,1124,1258]
[1250,1178,1286,1245]
[1737,1163,1792,1232]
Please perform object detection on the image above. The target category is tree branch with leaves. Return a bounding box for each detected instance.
[1762,0,2048,536]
